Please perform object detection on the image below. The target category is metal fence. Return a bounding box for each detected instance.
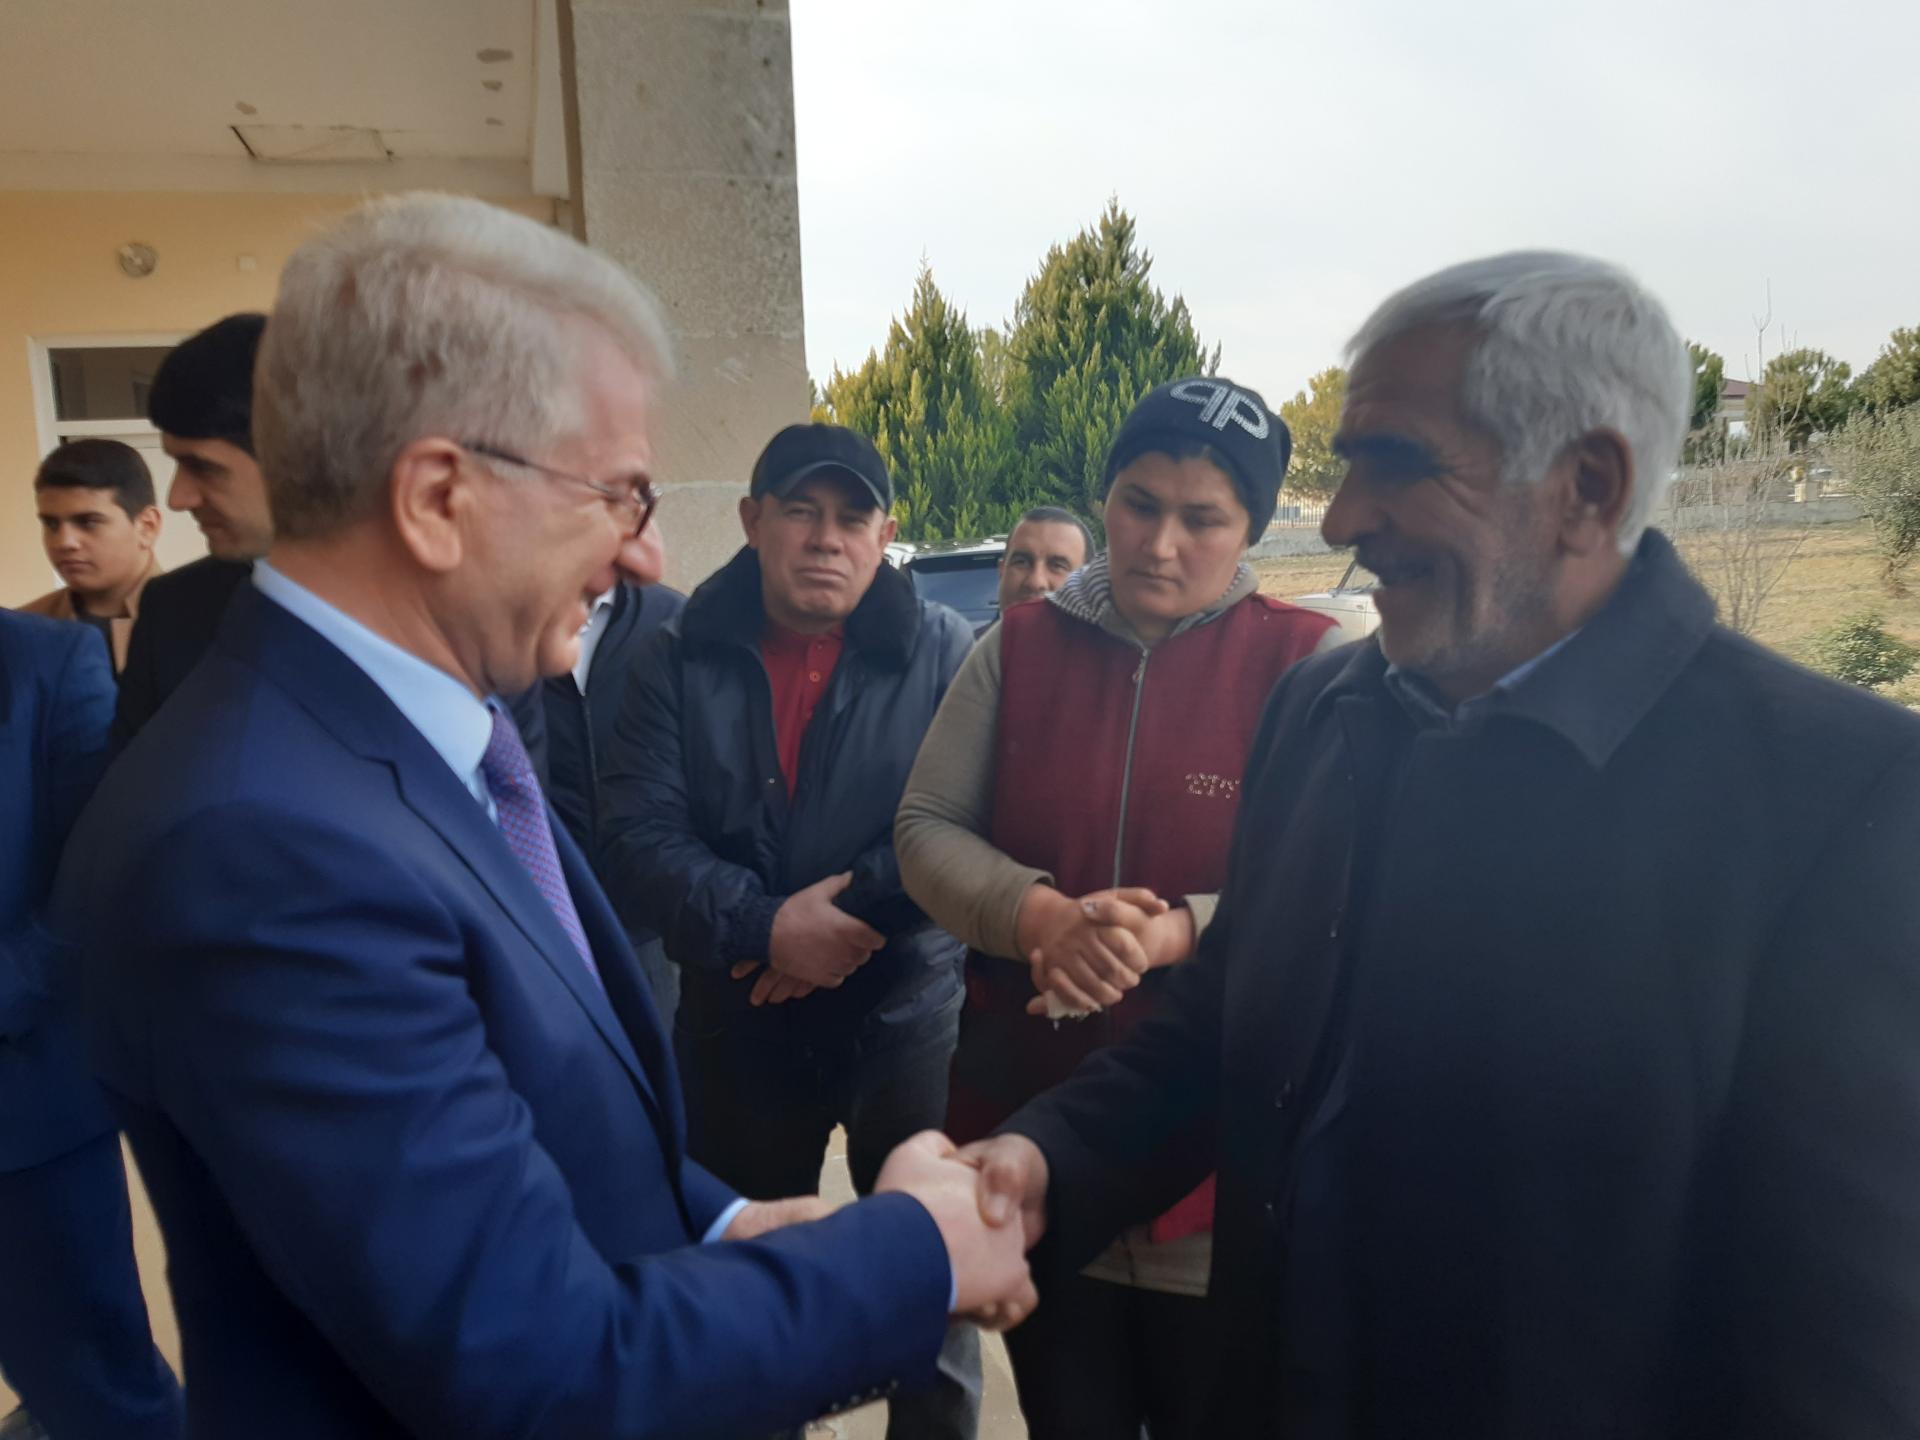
[1265,498,1330,532]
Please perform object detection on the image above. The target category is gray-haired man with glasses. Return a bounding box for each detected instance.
[60,193,1034,1440]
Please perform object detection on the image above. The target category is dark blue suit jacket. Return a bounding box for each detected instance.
[0,610,116,1173]
[61,586,950,1439]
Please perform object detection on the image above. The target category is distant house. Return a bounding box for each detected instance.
[1717,378,1754,439]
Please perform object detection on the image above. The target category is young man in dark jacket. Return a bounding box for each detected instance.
[599,424,979,1438]
[114,313,271,744]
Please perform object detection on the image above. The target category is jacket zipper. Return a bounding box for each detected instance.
[1109,643,1154,1268]
[747,651,789,892]
[1111,647,1151,886]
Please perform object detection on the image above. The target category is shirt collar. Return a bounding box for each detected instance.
[1318,531,1717,768]
[1384,628,1581,730]
[251,559,495,794]
[761,620,843,657]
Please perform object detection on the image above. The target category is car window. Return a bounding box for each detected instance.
[905,553,1002,622]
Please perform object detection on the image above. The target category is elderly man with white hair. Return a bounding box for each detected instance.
[960,251,1920,1437]
[56,193,1034,1440]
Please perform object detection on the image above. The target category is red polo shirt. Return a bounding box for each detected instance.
[760,623,844,797]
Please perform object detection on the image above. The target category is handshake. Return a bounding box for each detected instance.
[728,1130,1053,1330]
[877,1130,1053,1330]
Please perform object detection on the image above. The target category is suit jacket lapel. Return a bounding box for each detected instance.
[394,758,659,1088]
[223,588,659,1108]
[552,821,683,1142]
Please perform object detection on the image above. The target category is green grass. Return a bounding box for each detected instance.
[1253,519,1920,705]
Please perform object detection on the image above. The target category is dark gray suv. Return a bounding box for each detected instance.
[899,538,1006,628]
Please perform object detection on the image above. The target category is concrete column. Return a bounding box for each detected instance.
[559,0,808,590]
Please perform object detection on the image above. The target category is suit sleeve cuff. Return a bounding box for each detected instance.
[710,1194,956,1306]
[680,1157,742,1238]
[702,1197,751,1244]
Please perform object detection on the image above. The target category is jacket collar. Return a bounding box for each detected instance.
[679,545,923,666]
[1047,552,1259,648]
[26,550,164,624]
[586,580,641,686]
[1310,529,1716,769]
[123,550,163,621]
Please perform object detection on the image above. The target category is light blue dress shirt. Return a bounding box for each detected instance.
[251,563,753,1248]
[252,561,496,813]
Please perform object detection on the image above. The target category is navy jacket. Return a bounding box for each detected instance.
[599,549,971,1044]
[1008,531,1920,1438]
[61,585,951,1439]
[113,554,251,746]
[0,611,116,1171]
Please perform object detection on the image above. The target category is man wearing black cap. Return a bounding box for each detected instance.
[599,424,982,1438]
[114,313,272,743]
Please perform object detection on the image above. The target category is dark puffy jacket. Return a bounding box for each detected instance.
[598,548,972,1044]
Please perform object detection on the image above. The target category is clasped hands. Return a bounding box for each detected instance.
[1015,885,1196,1017]
[731,871,883,1007]
[721,1130,1053,1331]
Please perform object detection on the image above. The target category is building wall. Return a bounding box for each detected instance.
[564,0,811,589]
[0,189,552,605]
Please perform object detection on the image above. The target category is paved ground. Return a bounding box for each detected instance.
[816,1131,1028,1440]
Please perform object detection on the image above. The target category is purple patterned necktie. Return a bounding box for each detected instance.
[479,707,600,986]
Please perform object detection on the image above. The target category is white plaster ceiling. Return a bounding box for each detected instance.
[0,0,538,160]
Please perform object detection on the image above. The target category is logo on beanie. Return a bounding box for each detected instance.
[1170,380,1270,440]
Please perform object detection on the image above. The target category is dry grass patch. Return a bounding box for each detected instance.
[1679,521,1920,664]
[1251,551,1355,599]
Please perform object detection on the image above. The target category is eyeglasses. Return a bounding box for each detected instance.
[461,441,659,538]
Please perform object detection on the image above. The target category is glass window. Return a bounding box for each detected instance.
[49,346,173,422]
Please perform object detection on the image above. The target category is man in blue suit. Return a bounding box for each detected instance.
[58,193,1034,1440]
[0,610,182,1438]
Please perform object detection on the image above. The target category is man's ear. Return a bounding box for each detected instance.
[878,512,899,547]
[390,437,470,574]
[1557,428,1633,557]
[739,494,763,548]
[135,504,163,546]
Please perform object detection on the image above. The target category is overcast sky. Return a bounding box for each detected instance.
[790,0,1920,405]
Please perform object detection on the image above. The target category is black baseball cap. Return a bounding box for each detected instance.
[750,423,893,511]
[1103,376,1292,541]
